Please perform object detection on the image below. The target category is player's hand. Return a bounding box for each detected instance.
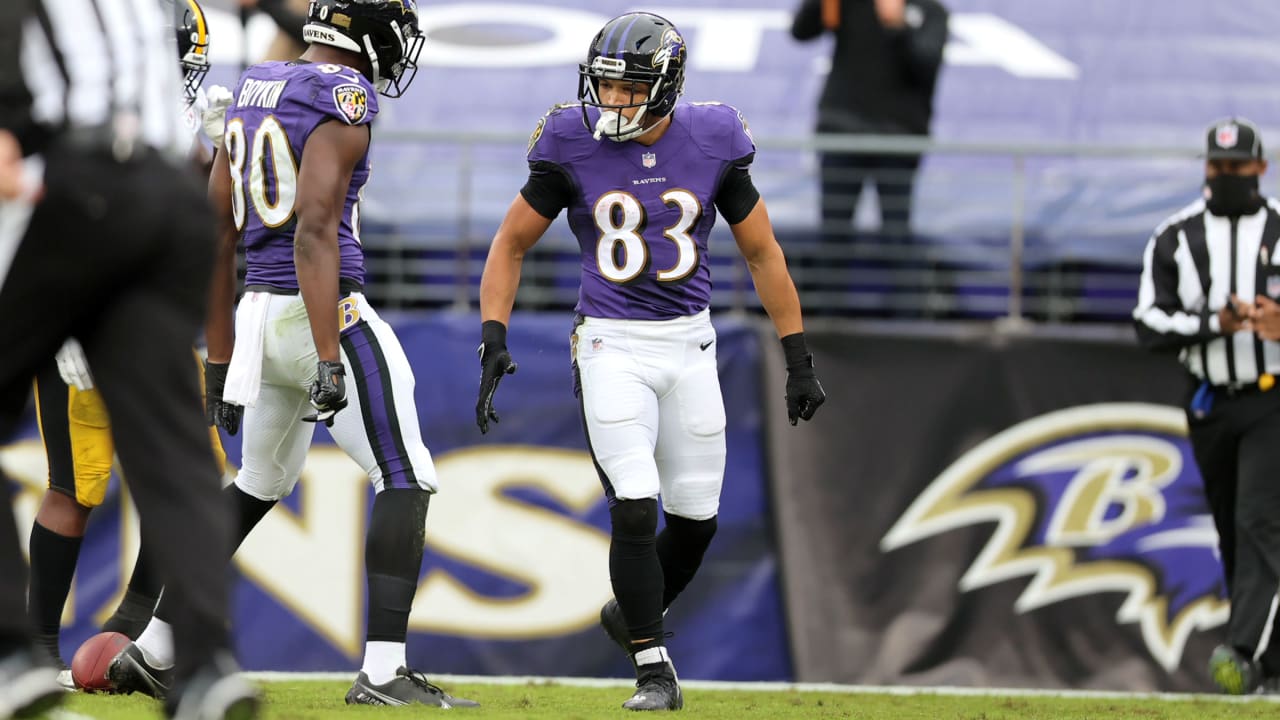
[1252,294,1280,341]
[203,360,243,435]
[781,333,826,425]
[476,320,518,434]
[303,360,348,427]
[55,339,94,391]
[201,85,234,147]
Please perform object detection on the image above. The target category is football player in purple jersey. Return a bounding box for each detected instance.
[107,0,478,709]
[477,11,827,711]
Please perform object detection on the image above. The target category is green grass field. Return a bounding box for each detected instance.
[53,678,1280,720]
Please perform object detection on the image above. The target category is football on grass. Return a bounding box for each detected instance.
[71,631,130,692]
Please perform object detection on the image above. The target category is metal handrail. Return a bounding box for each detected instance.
[363,130,1276,325]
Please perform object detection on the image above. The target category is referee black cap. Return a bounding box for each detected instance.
[1205,117,1265,161]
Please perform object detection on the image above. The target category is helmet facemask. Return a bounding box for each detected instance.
[577,15,686,143]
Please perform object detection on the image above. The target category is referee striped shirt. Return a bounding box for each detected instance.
[1,0,185,157]
[1133,197,1280,386]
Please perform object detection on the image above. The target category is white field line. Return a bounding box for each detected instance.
[242,672,1280,703]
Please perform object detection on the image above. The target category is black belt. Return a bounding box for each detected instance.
[244,278,363,296]
[1210,375,1276,398]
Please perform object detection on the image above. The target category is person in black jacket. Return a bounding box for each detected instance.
[791,0,948,241]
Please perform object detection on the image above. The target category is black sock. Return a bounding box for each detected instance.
[27,522,82,638]
[227,483,278,550]
[102,588,159,640]
[609,499,664,651]
[657,513,717,610]
[157,483,275,623]
[366,489,430,642]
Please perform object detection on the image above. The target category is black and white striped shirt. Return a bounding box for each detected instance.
[1,0,185,157]
[1133,198,1280,386]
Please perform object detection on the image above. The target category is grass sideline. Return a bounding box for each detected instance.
[53,674,1280,720]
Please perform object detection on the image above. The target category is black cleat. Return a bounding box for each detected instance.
[107,641,174,699]
[345,667,480,708]
[1209,644,1260,695]
[623,662,683,711]
[0,647,65,718]
[163,651,259,720]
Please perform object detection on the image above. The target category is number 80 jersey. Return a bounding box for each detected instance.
[526,102,757,320]
[223,61,378,289]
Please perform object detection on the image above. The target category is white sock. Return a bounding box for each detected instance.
[632,646,671,668]
[361,641,406,685]
[134,618,175,668]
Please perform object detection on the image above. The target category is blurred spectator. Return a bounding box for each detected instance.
[791,0,948,241]
[242,0,307,62]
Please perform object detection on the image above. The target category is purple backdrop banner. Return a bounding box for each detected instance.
[4,313,790,680]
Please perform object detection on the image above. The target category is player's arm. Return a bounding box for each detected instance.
[205,145,238,363]
[204,144,246,433]
[720,161,803,339]
[479,193,555,327]
[723,168,825,424]
[473,164,563,433]
[294,121,367,363]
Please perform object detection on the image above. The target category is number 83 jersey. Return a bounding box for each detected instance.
[524,102,758,320]
[223,61,378,289]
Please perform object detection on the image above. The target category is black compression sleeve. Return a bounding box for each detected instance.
[520,160,574,220]
[715,161,762,225]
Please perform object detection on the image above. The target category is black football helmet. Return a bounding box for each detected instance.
[578,12,686,141]
[172,0,210,106]
[302,0,424,97]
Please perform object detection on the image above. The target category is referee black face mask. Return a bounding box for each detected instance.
[1205,164,1265,217]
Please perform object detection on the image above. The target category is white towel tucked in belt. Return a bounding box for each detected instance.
[223,291,271,406]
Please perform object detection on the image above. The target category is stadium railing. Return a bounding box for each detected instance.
[358,130,1278,326]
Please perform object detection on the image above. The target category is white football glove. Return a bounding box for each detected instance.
[55,339,94,391]
[201,85,234,147]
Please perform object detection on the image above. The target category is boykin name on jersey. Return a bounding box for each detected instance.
[528,102,756,320]
[225,61,378,289]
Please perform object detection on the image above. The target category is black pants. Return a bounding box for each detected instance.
[1187,384,1280,673]
[819,149,922,242]
[0,145,231,678]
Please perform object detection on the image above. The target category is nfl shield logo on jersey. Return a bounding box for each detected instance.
[333,84,369,125]
[1268,273,1280,299]
[1216,122,1239,149]
[642,152,656,168]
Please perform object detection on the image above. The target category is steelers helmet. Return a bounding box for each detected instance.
[172,0,210,105]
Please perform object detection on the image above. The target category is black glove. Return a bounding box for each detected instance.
[476,320,518,434]
[203,360,243,435]
[302,360,348,427]
[782,333,825,426]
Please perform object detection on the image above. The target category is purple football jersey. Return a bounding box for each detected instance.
[528,102,757,320]
[225,61,378,288]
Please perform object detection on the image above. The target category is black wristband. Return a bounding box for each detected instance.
[482,320,508,349]
[780,332,812,369]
